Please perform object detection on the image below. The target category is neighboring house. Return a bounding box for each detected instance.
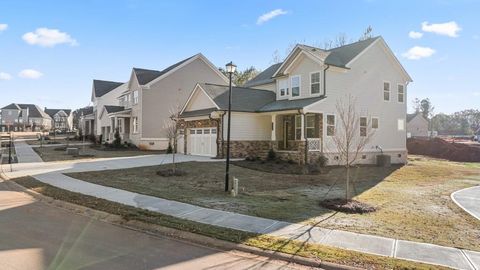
[92,53,229,149]
[178,37,412,165]
[44,108,73,132]
[406,113,429,138]
[78,106,94,135]
[0,103,52,132]
[90,80,127,137]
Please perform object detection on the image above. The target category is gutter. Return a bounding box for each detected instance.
[323,64,330,96]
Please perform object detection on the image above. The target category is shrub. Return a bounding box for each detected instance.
[113,128,122,147]
[317,155,328,167]
[98,134,103,145]
[267,148,276,161]
[166,142,173,154]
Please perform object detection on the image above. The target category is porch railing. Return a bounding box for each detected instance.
[307,138,321,151]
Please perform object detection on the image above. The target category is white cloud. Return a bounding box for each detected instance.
[408,31,423,39]
[0,72,12,80]
[402,46,436,60]
[0,24,7,32]
[421,21,461,37]
[22,28,78,47]
[19,69,43,79]
[257,9,288,25]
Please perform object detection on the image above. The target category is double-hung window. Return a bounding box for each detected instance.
[384,82,390,101]
[397,84,404,103]
[306,114,316,138]
[360,117,367,137]
[117,119,123,133]
[133,90,139,104]
[326,115,335,136]
[372,117,379,129]
[295,115,302,140]
[291,76,300,97]
[133,117,138,133]
[310,72,320,95]
[278,79,288,97]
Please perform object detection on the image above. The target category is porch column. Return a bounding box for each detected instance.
[300,114,305,140]
[271,114,276,141]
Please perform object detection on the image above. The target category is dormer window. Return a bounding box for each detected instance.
[278,79,288,97]
[291,75,300,97]
[310,72,320,95]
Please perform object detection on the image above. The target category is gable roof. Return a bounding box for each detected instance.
[93,80,124,98]
[1,103,21,110]
[44,108,72,118]
[78,106,94,116]
[17,104,51,119]
[133,55,196,85]
[323,37,380,68]
[104,105,126,114]
[407,113,428,123]
[244,62,283,88]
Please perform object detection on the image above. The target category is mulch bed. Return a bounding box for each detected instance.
[407,138,480,162]
[319,199,377,214]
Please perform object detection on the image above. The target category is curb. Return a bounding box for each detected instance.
[451,185,480,221]
[1,178,360,270]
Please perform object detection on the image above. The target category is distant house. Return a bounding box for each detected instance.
[44,108,73,132]
[0,103,52,132]
[407,113,429,138]
[77,106,94,135]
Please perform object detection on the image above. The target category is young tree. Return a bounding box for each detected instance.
[113,128,121,147]
[331,95,376,200]
[163,104,183,173]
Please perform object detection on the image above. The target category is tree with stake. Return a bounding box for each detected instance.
[330,95,375,201]
[163,104,182,175]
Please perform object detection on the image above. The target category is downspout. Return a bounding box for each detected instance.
[321,64,330,154]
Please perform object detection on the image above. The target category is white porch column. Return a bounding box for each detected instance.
[300,114,305,141]
[271,114,276,141]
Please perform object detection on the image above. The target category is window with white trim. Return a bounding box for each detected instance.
[306,114,316,138]
[133,90,139,104]
[278,79,288,97]
[398,119,405,131]
[371,117,379,129]
[397,84,404,103]
[132,117,138,133]
[310,72,320,95]
[384,82,390,101]
[360,117,367,137]
[327,115,335,136]
[295,115,302,140]
[291,76,300,97]
[117,119,123,133]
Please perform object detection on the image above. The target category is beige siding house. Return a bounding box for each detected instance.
[407,113,429,137]
[94,53,229,149]
[178,37,412,165]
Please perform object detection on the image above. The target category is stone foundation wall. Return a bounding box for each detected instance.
[223,140,274,159]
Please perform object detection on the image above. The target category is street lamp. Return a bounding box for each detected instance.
[224,61,236,192]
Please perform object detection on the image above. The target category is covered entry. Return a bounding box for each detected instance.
[187,128,217,157]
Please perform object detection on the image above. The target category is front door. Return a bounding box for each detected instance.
[283,117,291,149]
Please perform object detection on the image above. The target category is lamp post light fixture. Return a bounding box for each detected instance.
[224,61,237,192]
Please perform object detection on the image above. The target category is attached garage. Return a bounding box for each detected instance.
[187,128,217,157]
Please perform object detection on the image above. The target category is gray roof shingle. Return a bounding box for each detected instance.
[44,108,72,118]
[259,96,325,112]
[93,80,124,98]
[1,103,21,110]
[133,55,196,85]
[244,62,283,88]
[323,37,380,68]
[104,105,125,114]
[180,108,217,118]
[17,104,51,119]
[78,106,94,116]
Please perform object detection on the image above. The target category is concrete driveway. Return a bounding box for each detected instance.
[0,182,309,270]
[452,185,480,220]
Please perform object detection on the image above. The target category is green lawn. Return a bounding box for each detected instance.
[67,155,480,251]
[33,145,165,162]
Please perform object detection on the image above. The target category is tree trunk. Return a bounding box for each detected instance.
[346,165,350,201]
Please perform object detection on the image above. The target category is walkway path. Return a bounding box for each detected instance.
[4,142,480,270]
[452,185,480,221]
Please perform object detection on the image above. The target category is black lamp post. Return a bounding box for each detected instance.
[224,61,237,192]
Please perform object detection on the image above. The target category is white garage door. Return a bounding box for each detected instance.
[188,128,217,157]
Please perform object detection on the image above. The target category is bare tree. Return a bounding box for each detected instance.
[163,104,183,173]
[359,25,373,41]
[270,49,282,64]
[331,95,375,200]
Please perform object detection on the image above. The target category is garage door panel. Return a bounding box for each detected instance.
[188,128,217,157]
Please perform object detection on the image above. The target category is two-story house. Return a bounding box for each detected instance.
[93,53,229,149]
[178,37,412,165]
[44,108,74,132]
[1,103,52,132]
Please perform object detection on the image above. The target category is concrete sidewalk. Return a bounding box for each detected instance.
[5,142,480,270]
[12,140,43,163]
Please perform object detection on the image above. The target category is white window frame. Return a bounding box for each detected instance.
[291,75,301,98]
[371,117,379,129]
[310,71,321,96]
[305,114,316,138]
[133,90,139,105]
[132,117,139,133]
[117,118,123,133]
[326,114,335,137]
[360,116,367,137]
[278,78,289,98]
[398,119,405,131]
[383,81,391,102]
[397,84,405,103]
[295,115,302,140]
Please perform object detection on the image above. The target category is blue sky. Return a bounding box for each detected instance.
[0,0,479,113]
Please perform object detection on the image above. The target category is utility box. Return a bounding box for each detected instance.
[376,154,391,167]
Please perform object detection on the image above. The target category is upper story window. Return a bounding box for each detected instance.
[291,76,300,97]
[310,72,320,95]
[133,90,139,104]
[327,114,335,136]
[398,119,405,131]
[133,117,138,133]
[397,84,405,103]
[278,79,288,97]
[372,117,379,129]
[8,111,12,116]
[360,117,367,137]
[383,82,390,101]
